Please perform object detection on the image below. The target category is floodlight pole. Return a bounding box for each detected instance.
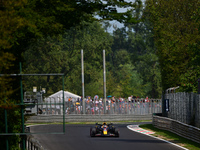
[62,75,65,132]
[81,49,84,99]
[81,50,86,114]
[103,50,106,114]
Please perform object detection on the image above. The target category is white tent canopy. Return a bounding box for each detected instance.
[44,90,81,102]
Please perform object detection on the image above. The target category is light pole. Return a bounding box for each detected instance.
[103,50,106,114]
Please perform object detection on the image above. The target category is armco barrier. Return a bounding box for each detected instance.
[26,114,152,123]
[153,115,200,144]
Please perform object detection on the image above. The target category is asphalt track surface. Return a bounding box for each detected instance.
[30,123,184,150]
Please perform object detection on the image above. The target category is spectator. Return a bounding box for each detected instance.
[128,95,132,102]
[118,96,122,102]
[111,96,115,103]
[132,96,136,102]
[145,96,149,102]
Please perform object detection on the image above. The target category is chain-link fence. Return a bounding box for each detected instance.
[39,98,161,115]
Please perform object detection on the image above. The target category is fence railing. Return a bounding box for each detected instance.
[165,92,200,128]
[38,99,161,115]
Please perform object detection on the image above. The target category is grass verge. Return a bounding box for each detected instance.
[139,124,200,150]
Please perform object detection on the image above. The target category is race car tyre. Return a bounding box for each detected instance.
[90,127,96,137]
[115,128,119,137]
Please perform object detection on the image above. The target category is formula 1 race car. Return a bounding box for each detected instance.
[90,122,120,137]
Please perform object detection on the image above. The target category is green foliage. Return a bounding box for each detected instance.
[145,0,200,92]
[118,63,144,97]
[0,51,22,149]
[106,0,162,98]
[0,0,146,149]
[106,47,147,98]
[23,21,113,97]
[22,15,161,99]
[0,0,139,50]
[0,52,16,103]
[0,108,22,149]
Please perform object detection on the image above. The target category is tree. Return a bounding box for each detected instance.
[144,0,200,92]
[23,21,113,97]
[1,0,141,97]
[118,63,144,98]
[0,52,22,149]
[0,0,143,101]
[0,0,138,51]
[107,0,162,98]
[0,0,143,148]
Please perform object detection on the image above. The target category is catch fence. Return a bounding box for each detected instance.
[165,92,200,128]
[39,98,161,115]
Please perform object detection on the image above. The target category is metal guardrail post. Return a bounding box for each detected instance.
[20,62,26,150]
[4,98,8,150]
[162,91,167,117]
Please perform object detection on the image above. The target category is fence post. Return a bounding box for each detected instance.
[197,78,200,94]
[162,91,167,117]
[83,98,86,114]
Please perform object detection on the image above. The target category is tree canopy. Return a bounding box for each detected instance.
[3,0,200,148]
[144,0,200,92]
[23,21,113,97]
[0,0,145,149]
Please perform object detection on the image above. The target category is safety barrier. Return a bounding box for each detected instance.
[26,114,153,123]
[153,114,200,144]
[164,92,200,128]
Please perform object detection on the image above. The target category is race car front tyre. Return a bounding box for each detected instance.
[90,127,96,137]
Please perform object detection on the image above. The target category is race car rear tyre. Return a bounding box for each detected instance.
[115,128,119,137]
[90,127,96,137]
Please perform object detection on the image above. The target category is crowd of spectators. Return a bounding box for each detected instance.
[64,95,160,115]
[41,95,161,115]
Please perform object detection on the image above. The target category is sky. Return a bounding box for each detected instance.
[104,0,146,33]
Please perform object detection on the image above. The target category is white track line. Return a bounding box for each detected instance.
[127,125,188,150]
